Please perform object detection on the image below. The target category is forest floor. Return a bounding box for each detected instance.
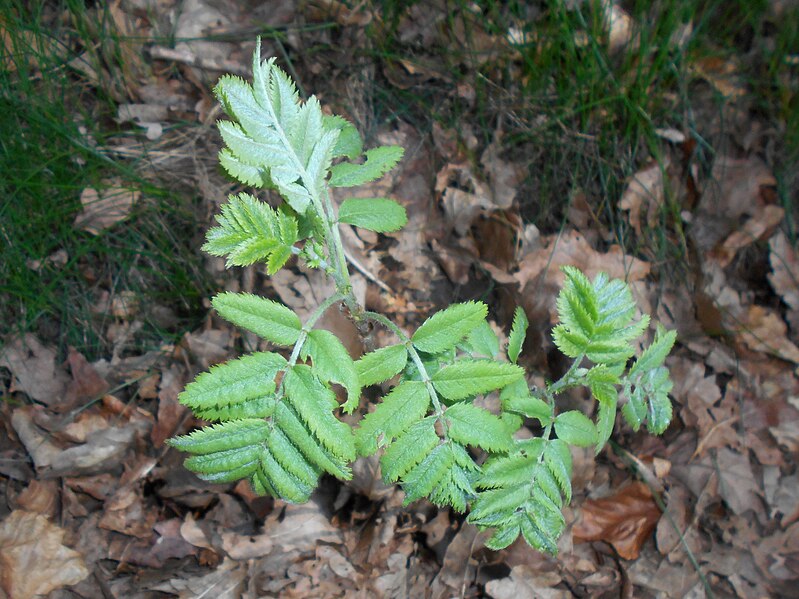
[1,1,799,597]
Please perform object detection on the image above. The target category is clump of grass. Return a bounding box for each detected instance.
[0,1,211,359]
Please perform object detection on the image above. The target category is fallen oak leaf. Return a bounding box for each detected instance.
[573,481,661,560]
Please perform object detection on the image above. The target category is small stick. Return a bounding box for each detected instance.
[148,46,250,76]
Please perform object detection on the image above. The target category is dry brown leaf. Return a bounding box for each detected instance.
[15,479,59,519]
[655,485,700,558]
[151,364,187,447]
[181,328,231,370]
[264,500,343,553]
[99,485,158,538]
[74,183,139,235]
[711,205,784,267]
[0,510,89,598]
[149,558,247,598]
[65,346,110,407]
[619,159,668,237]
[739,304,799,365]
[573,482,661,560]
[753,521,799,586]
[431,523,484,594]
[0,334,69,405]
[480,130,526,210]
[715,447,762,516]
[691,155,776,253]
[690,55,747,99]
[516,230,650,292]
[11,405,137,475]
[305,0,372,26]
[485,565,569,599]
[669,358,739,456]
[315,545,356,579]
[221,530,273,559]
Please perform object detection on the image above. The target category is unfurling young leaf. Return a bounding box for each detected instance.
[338,198,408,232]
[411,301,488,354]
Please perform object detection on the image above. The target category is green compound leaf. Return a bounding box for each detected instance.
[412,302,488,354]
[214,40,345,214]
[644,366,674,434]
[622,327,676,435]
[507,306,529,364]
[328,145,405,187]
[469,438,572,554]
[184,446,261,482]
[465,320,500,358]
[554,410,597,447]
[213,292,301,346]
[301,329,361,413]
[178,352,285,421]
[338,198,408,233]
[400,442,480,511]
[169,419,270,455]
[445,403,512,452]
[551,266,649,365]
[355,381,430,455]
[355,344,408,387]
[628,325,677,379]
[380,417,438,483]
[284,365,356,462]
[431,359,524,401]
[202,192,299,271]
[273,402,351,480]
[590,380,618,453]
[622,386,647,432]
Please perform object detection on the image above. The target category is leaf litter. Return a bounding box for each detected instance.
[1,1,799,597]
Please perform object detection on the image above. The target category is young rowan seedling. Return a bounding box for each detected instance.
[169,40,677,554]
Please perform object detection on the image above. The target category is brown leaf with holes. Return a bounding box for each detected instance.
[573,482,661,559]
